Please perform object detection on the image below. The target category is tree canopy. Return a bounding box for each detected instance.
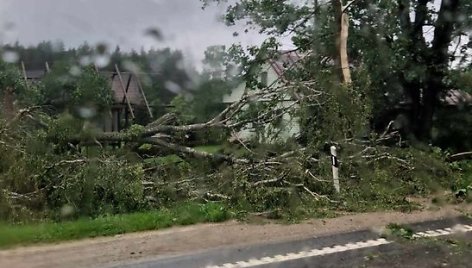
[203,0,472,143]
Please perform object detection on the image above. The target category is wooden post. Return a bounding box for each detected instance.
[114,64,135,119]
[330,146,340,193]
[20,61,29,90]
[116,109,121,132]
[124,107,129,128]
[120,74,132,104]
[135,74,153,118]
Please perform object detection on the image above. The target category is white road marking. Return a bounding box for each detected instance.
[207,224,472,268]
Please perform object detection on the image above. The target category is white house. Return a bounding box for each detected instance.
[223,51,303,143]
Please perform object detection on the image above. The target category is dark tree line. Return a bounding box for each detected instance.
[4,41,196,108]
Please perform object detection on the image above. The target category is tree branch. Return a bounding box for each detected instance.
[141,138,249,164]
[447,152,472,162]
[342,0,359,13]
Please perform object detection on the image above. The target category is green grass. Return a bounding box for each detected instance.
[0,202,230,249]
[384,223,415,240]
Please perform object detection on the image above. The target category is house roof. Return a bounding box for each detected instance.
[22,64,153,118]
[100,71,145,106]
[268,50,303,81]
[22,68,148,107]
[223,51,305,104]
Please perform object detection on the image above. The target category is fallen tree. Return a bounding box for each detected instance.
[52,77,314,164]
[2,0,471,222]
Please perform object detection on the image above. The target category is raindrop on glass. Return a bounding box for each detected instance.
[176,60,185,70]
[2,50,19,63]
[164,81,182,94]
[144,27,164,41]
[70,66,82,76]
[123,60,141,74]
[60,204,75,217]
[94,54,110,68]
[77,106,97,119]
[80,56,92,66]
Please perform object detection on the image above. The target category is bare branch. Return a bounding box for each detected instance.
[5,106,46,129]
[146,113,177,128]
[305,169,331,182]
[363,154,412,168]
[380,120,395,138]
[142,138,249,164]
[342,0,359,13]
[447,152,472,162]
[230,130,256,154]
[252,177,284,186]
[282,180,337,203]
[204,192,230,201]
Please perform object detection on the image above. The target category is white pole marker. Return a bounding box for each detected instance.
[330,145,340,193]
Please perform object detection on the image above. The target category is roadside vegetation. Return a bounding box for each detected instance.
[0,0,471,248]
[0,202,229,249]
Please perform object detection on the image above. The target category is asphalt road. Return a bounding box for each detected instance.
[114,216,472,268]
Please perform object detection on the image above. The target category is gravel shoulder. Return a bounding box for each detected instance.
[1,204,470,268]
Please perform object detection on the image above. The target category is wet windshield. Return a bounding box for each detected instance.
[0,1,471,267]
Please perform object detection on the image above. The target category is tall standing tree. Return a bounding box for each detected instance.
[203,0,471,142]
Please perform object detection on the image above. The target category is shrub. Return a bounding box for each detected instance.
[43,158,148,219]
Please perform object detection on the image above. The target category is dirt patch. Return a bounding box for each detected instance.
[1,204,470,268]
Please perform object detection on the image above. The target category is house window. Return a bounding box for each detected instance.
[260,71,268,87]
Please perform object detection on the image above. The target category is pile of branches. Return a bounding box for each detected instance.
[2,70,433,220]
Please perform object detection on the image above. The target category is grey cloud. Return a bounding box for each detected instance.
[0,0,271,65]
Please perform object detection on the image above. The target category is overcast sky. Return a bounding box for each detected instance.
[0,0,467,68]
[0,0,287,66]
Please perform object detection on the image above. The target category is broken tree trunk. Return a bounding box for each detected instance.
[332,0,352,85]
[339,10,352,84]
